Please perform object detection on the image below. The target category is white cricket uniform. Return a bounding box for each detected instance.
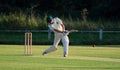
[43,17,69,56]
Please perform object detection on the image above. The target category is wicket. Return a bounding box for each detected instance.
[25,32,32,55]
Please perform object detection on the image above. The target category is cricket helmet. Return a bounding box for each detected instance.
[46,16,53,23]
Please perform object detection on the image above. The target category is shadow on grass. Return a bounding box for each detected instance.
[0,54,33,56]
[49,67,120,69]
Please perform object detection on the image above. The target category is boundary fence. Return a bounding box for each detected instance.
[0,29,120,45]
[0,29,120,40]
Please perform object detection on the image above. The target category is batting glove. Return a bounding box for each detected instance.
[63,30,69,36]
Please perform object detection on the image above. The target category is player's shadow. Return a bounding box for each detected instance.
[0,54,33,56]
[51,67,120,69]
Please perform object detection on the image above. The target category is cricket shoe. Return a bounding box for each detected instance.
[63,52,68,57]
[42,52,47,56]
[64,54,68,57]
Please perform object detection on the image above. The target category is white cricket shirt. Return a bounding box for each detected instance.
[48,17,63,32]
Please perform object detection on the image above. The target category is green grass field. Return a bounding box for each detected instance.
[0,45,120,70]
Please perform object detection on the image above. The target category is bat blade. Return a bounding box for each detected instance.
[69,29,78,33]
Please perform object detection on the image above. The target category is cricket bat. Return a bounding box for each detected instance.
[69,29,78,33]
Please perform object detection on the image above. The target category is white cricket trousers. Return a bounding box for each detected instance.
[43,33,69,56]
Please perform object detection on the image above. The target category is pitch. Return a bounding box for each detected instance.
[0,45,120,70]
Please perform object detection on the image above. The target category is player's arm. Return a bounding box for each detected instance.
[61,23,65,31]
[56,17,65,31]
[54,23,65,33]
[54,29,63,33]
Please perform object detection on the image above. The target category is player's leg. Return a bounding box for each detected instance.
[42,33,62,55]
[62,35,69,57]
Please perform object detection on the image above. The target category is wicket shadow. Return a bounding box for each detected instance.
[0,54,33,56]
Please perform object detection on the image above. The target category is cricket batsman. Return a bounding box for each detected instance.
[42,16,69,57]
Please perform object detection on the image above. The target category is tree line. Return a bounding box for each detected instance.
[0,0,120,19]
[0,0,120,30]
